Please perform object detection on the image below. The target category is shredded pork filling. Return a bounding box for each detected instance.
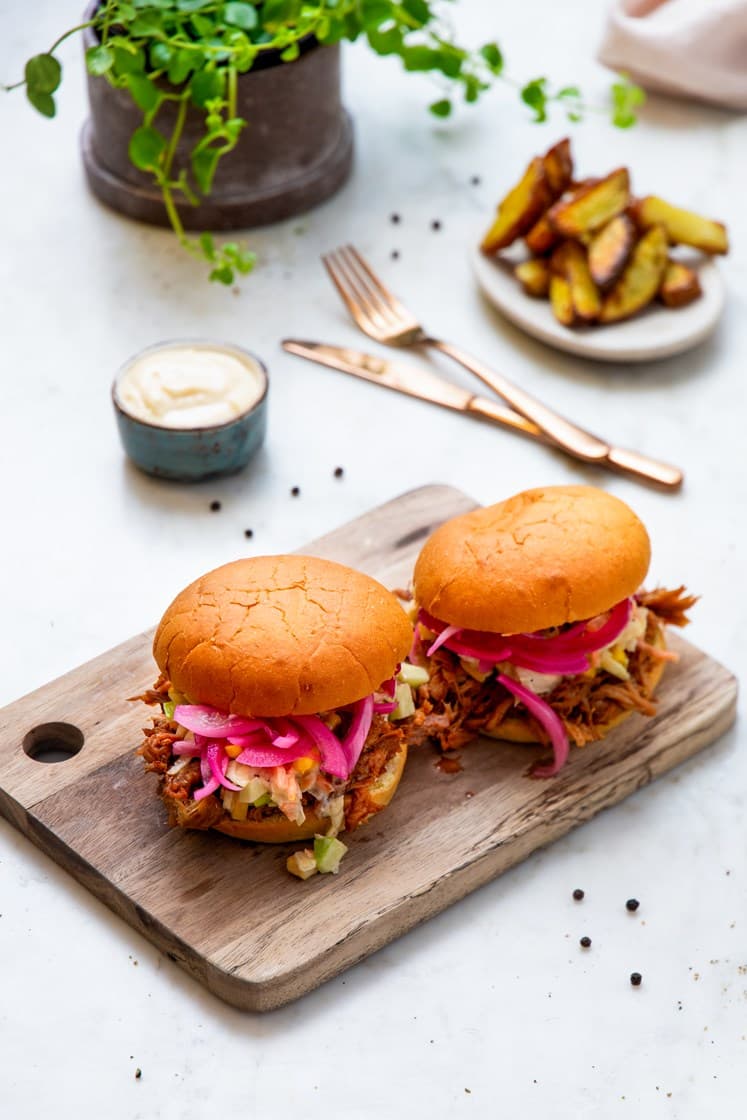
[136,684,404,834]
[409,586,696,753]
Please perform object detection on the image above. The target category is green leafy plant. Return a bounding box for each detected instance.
[5,1,643,284]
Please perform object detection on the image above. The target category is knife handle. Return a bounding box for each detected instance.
[605,446,683,490]
[468,397,683,490]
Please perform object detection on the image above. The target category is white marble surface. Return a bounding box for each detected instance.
[1,1,746,1116]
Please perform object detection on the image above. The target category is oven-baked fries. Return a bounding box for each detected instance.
[480,140,727,327]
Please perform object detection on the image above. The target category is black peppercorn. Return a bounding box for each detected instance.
[470,175,481,186]
[580,936,591,948]
[572,888,584,901]
[290,486,300,497]
[333,466,344,478]
[626,898,640,912]
[390,213,401,224]
[630,972,642,987]
[431,219,442,231]
[209,500,221,512]
[244,529,253,539]
[135,1069,142,1080]
[391,249,400,260]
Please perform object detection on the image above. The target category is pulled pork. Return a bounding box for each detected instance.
[135,691,404,834]
[410,586,695,753]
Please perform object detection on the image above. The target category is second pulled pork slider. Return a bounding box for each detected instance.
[137,555,414,860]
[411,485,695,776]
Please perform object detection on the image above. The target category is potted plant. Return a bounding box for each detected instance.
[5,2,642,284]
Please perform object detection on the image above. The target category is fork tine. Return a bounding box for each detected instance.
[343,244,415,323]
[338,245,403,328]
[321,252,365,327]
[323,249,392,334]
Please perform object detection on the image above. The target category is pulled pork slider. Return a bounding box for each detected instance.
[411,486,696,777]
[136,555,414,849]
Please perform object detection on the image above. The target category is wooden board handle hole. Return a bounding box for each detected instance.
[23,723,84,764]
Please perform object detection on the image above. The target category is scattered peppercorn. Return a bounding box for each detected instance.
[391,249,400,260]
[135,1069,142,1080]
[572,888,585,901]
[470,175,481,186]
[431,219,442,231]
[290,486,300,497]
[580,936,592,948]
[390,213,401,224]
[626,898,640,912]
[209,500,221,512]
[244,529,253,539]
[333,466,344,478]
[630,972,642,987]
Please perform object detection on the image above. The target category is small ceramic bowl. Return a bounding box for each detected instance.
[112,340,268,482]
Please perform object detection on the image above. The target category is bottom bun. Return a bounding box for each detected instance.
[213,739,408,843]
[483,629,668,747]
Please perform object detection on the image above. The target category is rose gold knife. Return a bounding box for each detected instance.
[281,340,683,490]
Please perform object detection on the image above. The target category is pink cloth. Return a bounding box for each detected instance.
[598,0,747,110]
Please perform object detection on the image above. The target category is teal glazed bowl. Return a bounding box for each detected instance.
[112,340,268,482]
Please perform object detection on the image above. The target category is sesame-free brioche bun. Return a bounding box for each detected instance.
[414,486,650,635]
[153,555,413,717]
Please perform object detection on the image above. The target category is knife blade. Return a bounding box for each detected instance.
[281,339,554,444]
[281,339,683,489]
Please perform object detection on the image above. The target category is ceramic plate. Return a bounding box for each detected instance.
[471,247,725,363]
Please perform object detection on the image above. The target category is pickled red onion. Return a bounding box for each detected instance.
[235,742,312,768]
[418,598,633,676]
[207,742,241,791]
[174,704,265,738]
[342,695,375,772]
[497,673,569,778]
[292,715,349,779]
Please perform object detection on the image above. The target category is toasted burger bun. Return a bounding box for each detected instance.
[195,740,407,843]
[153,555,412,717]
[414,485,651,636]
[483,629,667,746]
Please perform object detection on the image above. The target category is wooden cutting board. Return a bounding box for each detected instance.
[0,485,737,1011]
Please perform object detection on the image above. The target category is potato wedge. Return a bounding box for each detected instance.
[525,212,560,255]
[549,168,631,238]
[515,258,550,298]
[631,195,728,255]
[659,260,702,308]
[480,157,552,254]
[587,213,636,290]
[543,138,573,197]
[599,225,668,323]
[549,274,575,327]
[551,241,601,322]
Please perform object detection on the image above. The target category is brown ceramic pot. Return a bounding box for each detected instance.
[79,6,353,230]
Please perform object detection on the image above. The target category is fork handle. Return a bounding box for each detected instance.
[425,337,610,463]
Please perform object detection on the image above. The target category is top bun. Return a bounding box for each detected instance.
[413,485,650,635]
[153,555,412,717]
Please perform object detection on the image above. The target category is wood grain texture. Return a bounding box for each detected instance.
[0,485,737,1011]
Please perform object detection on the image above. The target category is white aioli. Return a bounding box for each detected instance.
[117,344,264,428]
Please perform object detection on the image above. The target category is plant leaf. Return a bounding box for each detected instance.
[429,98,452,118]
[26,88,56,117]
[25,54,62,94]
[127,73,161,112]
[86,45,114,77]
[128,124,167,170]
[191,147,220,194]
[521,77,548,123]
[190,68,225,107]
[402,0,430,27]
[223,2,259,30]
[479,42,503,75]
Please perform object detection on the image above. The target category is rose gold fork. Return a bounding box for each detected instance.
[321,244,683,488]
